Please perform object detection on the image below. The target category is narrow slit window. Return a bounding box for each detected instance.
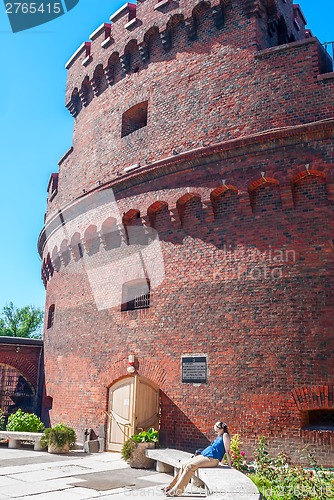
[121,101,148,137]
[47,304,55,329]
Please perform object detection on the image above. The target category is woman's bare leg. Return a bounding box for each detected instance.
[167,456,218,496]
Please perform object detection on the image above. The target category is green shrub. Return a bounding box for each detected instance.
[40,424,76,449]
[250,436,334,500]
[132,428,158,443]
[121,437,138,462]
[121,428,158,462]
[6,409,44,433]
[230,433,248,471]
[0,409,6,431]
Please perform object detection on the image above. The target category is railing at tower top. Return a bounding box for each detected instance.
[320,41,334,74]
[322,41,334,61]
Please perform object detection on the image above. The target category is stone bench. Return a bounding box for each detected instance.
[146,448,260,499]
[0,431,45,451]
[146,448,193,473]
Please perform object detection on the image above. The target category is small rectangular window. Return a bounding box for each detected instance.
[304,410,334,430]
[121,101,148,137]
[121,279,150,311]
[47,173,58,201]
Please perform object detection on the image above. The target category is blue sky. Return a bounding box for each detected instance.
[0,0,333,313]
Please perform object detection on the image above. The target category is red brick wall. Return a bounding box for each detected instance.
[45,0,334,214]
[0,340,45,420]
[40,123,334,464]
[0,344,41,388]
[39,0,334,465]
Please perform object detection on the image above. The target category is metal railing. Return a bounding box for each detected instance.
[322,41,334,61]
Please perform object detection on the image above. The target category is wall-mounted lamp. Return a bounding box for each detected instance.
[127,354,136,374]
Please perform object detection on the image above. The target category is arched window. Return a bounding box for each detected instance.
[47,304,55,329]
[0,364,35,415]
[121,279,150,311]
[92,64,107,96]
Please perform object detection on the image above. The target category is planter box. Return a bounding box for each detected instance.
[129,442,155,469]
[48,443,70,454]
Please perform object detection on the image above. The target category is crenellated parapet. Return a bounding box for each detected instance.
[40,166,333,287]
[64,0,309,117]
[65,0,225,113]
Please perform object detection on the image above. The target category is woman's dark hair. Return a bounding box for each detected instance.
[216,421,229,433]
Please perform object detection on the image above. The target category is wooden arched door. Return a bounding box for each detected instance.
[107,375,159,451]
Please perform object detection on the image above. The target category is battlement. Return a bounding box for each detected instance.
[64,0,314,116]
[40,166,333,287]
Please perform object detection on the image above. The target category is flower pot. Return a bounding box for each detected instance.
[129,442,155,469]
[48,442,70,454]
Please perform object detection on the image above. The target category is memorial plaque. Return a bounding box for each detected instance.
[182,356,207,383]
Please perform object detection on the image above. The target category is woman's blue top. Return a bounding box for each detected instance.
[201,435,226,461]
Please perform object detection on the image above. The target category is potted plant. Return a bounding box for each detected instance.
[121,428,158,469]
[40,423,76,454]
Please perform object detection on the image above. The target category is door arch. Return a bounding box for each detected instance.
[0,363,35,418]
[106,375,159,451]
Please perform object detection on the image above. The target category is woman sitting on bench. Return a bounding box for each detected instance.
[163,421,231,497]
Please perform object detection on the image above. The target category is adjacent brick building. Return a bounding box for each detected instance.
[38,0,334,463]
[0,338,44,422]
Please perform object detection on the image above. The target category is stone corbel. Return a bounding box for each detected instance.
[120,54,131,74]
[212,5,224,29]
[138,42,149,62]
[91,77,101,96]
[78,88,89,107]
[185,18,197,41]
[65,100,79,118]
[160,30,172,51]
[104,66,114,85]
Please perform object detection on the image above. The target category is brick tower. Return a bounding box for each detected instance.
[38,0,334,463]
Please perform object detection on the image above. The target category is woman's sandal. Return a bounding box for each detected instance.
[161,486,171,493]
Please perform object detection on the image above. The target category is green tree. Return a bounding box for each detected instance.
[0,302,43,339]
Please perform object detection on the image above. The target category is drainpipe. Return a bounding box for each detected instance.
[35,344,44,418]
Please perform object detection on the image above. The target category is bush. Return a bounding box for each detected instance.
[121,437,138,461]
[0,409,6,431]
[40,424,76,449]
[229,433,248,471]
[121,428,158,462]
[6,409,44,433]
[250,436,334,500]
[132,428,158,443]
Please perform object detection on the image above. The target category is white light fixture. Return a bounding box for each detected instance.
[124,163,141,173]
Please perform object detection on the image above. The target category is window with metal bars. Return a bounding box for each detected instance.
[134,292,150,309]
[121,279,150,311]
